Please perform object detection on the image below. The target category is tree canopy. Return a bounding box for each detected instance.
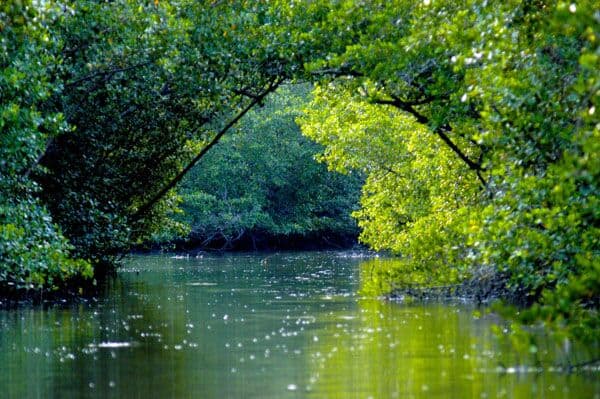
[293,0,599,343]
[0,0,598,344]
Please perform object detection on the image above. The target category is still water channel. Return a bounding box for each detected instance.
[0,252,598,398]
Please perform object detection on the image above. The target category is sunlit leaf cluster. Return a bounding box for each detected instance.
[294,0,599,342]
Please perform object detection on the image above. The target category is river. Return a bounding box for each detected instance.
[0,252,598,398]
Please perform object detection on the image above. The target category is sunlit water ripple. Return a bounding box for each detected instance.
[0,251,598,398]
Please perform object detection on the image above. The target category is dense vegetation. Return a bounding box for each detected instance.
[155,85,362,250]
[293,0,599,343]
[2,0,291,290]
[1,0,598,345]
[0,1,93,293]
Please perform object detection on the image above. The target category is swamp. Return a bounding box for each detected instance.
[1,1,599,397]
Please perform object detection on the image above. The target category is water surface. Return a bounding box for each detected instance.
[0,252,598,398]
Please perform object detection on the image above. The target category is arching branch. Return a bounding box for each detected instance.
[65,60,154,88]
[372,95,487,187]
[132,78,283,221]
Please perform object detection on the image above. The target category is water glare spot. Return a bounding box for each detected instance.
[187,282,217,286]
[287,384,298,391]
[97,342,133,348]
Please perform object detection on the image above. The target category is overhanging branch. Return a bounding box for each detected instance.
[65,60,154,88]
[132,78,283,221]
[372,95,487,187]
[310,67,363,78]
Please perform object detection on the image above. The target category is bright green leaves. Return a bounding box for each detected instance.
[0,196,93,291]
[292,0,599,344]
[458,1,600,342]
[300,81,480,273]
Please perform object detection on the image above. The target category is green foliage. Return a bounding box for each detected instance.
[0,197,92,291]
[458,0,600,342]
[294,0,599,343]
[1,0,294,287]
[32,0,291,269]
[1,0,597,347]
[169,85,362,249]
[300,84,479,282]
[0,0,92,292]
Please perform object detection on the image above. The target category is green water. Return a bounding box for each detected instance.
[0,252,598,398]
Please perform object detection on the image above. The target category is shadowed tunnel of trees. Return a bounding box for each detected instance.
[1,0,598,346]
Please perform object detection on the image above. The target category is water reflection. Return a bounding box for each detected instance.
[0,252,597,398]
[306,298,597,398]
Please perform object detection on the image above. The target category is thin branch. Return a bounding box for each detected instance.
[310,67,363,78]
[437,125,488,186]
[437,125,485,172]
[65,60,154,87]
[22,138,54,180]
[372,95,487,187]
[232,88,262,100]
[371,97,438,111]
[132,78,283,220]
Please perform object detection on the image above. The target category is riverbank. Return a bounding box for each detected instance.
[140,230,362,253]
